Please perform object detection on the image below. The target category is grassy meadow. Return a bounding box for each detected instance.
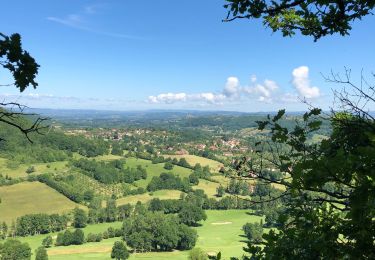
[13,210,257,260]
[116,189,183,206]
[0,158,69,179]
[0,182,85,224]
[125,157,193,189]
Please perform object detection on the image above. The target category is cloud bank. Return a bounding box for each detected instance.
[148,66,320,105]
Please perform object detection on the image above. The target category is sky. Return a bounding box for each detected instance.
[1,0,375,112]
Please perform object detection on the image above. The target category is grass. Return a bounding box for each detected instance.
[0,182,85,224]
[94,154,123,161]
[193,210,264,259]
[116,190,183,206]
[12,210,260,260]
[164,155,223,172]
[0,158,69,179]
[124,157,192,189]
[193,180,220,198]
[15,221,123,256]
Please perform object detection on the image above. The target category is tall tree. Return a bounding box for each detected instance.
[111,241,129,260]
[35,247,48,260]
[73,208,88,228]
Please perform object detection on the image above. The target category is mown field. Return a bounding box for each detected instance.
[14,210,259,260]
[0,182,85,224]
[116,189,183,206]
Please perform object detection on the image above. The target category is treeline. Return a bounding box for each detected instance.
[40,132,109,157]
[130,151,193,169]
[0,213,68,239]
[0,122,109,165]
[147,172,191,192]
[72,159,147,184]
[37,174,89,203]
[15,213,68,237]
[123,210,197,252]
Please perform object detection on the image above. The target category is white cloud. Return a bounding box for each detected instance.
[243,79,279,102]
[147,66,320,106]
[223,77,240,98]
[147,76,280,105]
[292,66,320,98]
[148,93,187,104]
[148,92,226,104]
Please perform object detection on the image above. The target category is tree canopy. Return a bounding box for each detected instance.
[224,0,375,40]
[0,32,46,142]
[238,75,375,259]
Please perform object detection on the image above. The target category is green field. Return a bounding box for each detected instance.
[193,180,221,198]
[0,158,69,179]
[164,155,223,172]
[124,157,193,189]
[116,189,183,206]
[13,210,258,260]
[0,182,85,224]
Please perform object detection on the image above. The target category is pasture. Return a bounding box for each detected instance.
[12,210,259,260]
[116,189,183,206]
[0,182,85,224]
[0,158,69,179]
[193,180,221,198]
[124,157,193,189]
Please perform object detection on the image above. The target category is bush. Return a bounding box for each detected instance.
[111,241,129,259]
[189,247,207,260]
[242,222,263,244]
[35,246,48,260]
[164,162,174,170]
[42,236,53,248]
[26,166,35,174]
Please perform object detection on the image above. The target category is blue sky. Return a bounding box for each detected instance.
[1,0,375,112]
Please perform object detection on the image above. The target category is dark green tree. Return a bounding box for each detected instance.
[73,208,87,228]
[178,203,207,226]
[164,162,174,170]
[71,229,85,245]
[0,239,31,260]
[42,236,53,248]
[242,222,263,244]
[105,199,118,222]
[25,166,35,174]
[177,224,198,250]
[111,241,129,260]
[35,247,48,260]
[224,1,375,40]
[241,77,375,259]
[216,185,225,197]
[188,173,199,185]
